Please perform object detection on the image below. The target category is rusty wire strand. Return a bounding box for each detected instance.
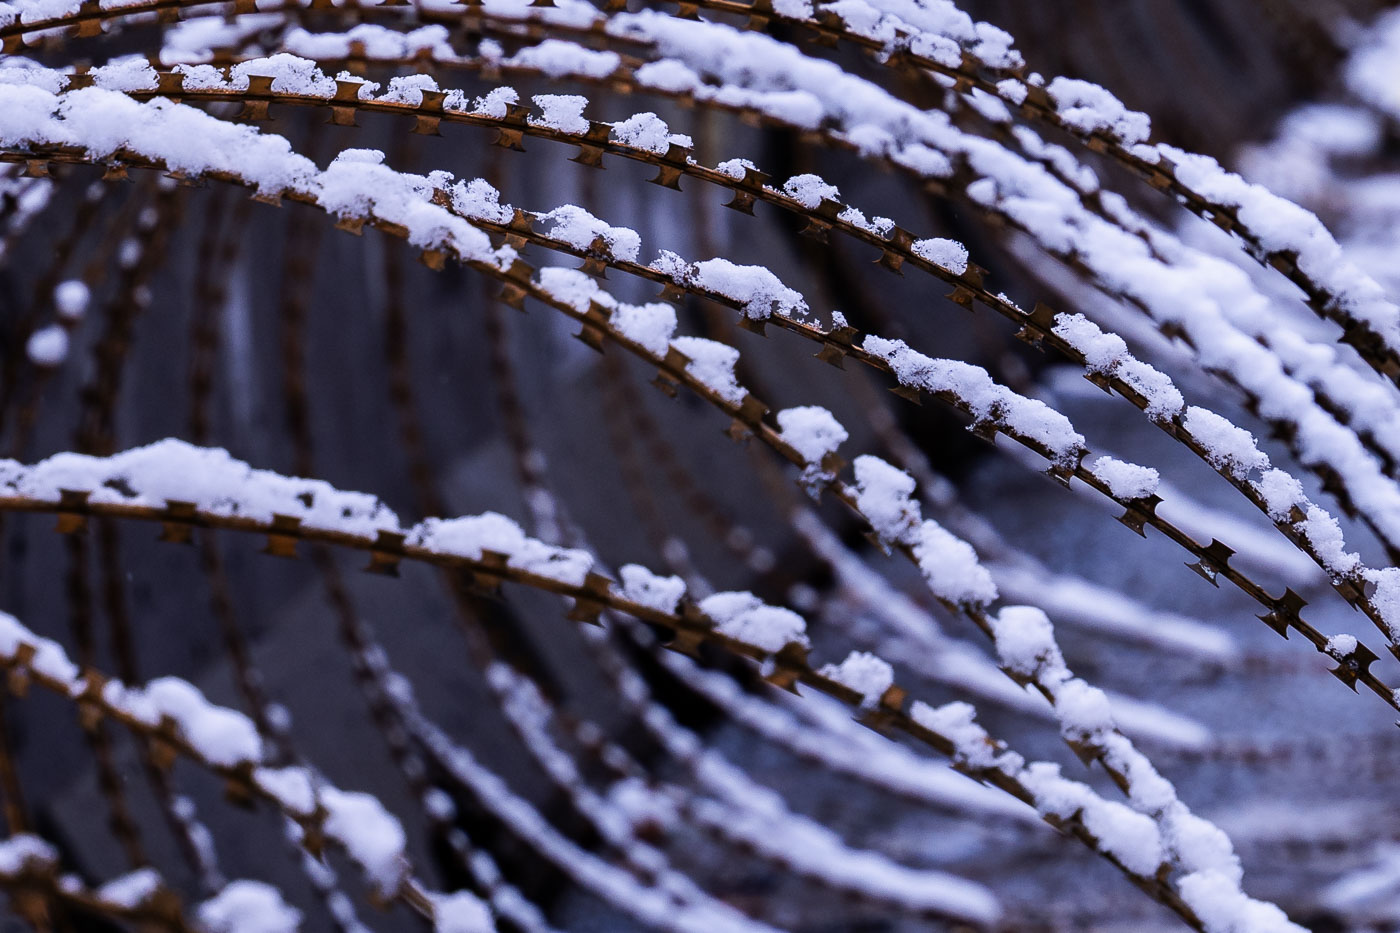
[0,628,444,923]
[0,181,110,446]
[0,851,194,932]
